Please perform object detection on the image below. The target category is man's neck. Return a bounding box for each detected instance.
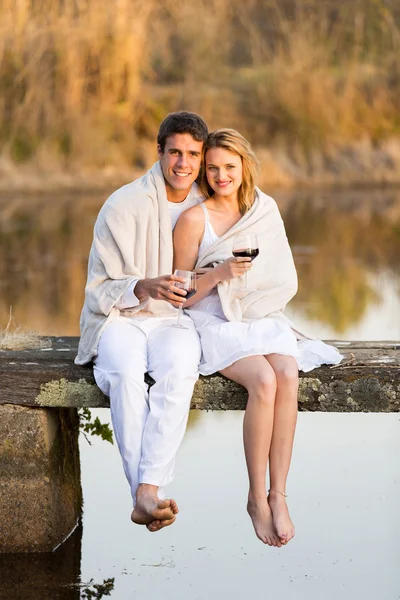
[165,183,191,204]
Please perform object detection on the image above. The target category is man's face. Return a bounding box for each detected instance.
[158,133,203,196]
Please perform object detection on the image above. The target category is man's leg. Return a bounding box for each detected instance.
[94,317,176,528]
[136,317,201,530]
[93,317,150,502]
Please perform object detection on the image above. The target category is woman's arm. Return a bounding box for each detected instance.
[173,206,221,307]
[173,206,252,308]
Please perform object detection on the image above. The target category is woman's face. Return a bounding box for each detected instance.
[205,147,243,198]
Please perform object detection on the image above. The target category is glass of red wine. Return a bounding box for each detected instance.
[171,269,197,329]
[232,234,259,288]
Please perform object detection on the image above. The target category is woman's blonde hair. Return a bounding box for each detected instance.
[199,128,259,215]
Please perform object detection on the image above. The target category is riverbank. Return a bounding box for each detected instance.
[2,137,400,194]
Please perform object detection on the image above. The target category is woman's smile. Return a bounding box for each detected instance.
[216,180,231,188]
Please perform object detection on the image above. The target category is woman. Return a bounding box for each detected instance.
[173,129,341,547]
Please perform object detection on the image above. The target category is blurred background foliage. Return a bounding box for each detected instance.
[1,0,400,180]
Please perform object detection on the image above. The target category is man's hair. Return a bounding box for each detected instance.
[199,129,260,215]
[157,111,208,152]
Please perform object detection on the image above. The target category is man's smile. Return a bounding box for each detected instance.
[173,171,191,177]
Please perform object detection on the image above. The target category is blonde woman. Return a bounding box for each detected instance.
[173,129,341,547]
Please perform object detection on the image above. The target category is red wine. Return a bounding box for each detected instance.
[184,289,197,300]
[232,248,259,261]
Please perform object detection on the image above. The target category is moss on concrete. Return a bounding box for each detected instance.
[31,374,400,412]
[35,378,107,408]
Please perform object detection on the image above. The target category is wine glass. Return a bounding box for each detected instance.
[232,233,259,288]
[171,270,197,329]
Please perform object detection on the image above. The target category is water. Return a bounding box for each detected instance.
[1,411,398,599]
[0,187,399,598]
[81,411,400,600]
[0,187,399,339]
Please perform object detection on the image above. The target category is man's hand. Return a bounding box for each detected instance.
[134,275,188,306]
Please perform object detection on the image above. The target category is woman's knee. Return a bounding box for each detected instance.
[247,368,277,401]
[273,358,299,388]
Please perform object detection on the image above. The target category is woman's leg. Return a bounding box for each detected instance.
[220,356,282,547]
[264,353,299,544]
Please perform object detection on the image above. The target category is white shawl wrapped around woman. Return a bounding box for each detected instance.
[76,162,202,365]
[196,189,298,323]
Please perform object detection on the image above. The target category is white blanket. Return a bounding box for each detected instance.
[196,189,298,323]
[75,162,203,365]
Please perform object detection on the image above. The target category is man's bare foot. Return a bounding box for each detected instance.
[268,490,295,544]
[131,484,178,533]
[247,493,282,547]
[146,499,179,532]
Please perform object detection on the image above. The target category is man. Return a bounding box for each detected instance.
[75,112,208,531]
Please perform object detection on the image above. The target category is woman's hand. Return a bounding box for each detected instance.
[213,257,252,283]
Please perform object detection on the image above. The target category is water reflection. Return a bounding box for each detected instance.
[0,522,82,599]
[0,187,399,337]
[280,189,400,332]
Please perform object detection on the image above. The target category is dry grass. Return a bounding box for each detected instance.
[0,0,154,167]
[1,0,400,173]
[0,308,51,350]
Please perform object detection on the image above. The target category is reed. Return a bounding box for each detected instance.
[0,308,51,350]
[0,0,399,174]
[0,0,154,167]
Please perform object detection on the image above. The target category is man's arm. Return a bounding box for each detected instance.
[114,275,191,309]
[115,279,141,310]
[86,199,191,314]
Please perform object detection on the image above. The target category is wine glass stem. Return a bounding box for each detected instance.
[245,270,248,288]
[176,305,183,327]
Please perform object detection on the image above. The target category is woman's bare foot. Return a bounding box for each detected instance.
[247,494,282,547]
[268,490,295,544]
[131,484,178,532]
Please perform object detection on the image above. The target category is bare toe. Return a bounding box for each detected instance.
[146,519,161,531]
[268,492,295,544]
[247,496,279,546]
[146,516,176,532]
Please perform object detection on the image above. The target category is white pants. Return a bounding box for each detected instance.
[93,315,201,504]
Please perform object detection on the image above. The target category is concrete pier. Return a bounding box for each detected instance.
[0,405,81,553]
[0,337,399,412]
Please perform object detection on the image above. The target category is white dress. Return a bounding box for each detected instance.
[187,204,342,376]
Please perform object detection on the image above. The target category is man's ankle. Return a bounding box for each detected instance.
[136,483,158,498]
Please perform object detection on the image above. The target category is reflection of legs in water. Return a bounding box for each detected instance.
[94,317,200,532]
[265,353,298,545]
[220,356,282,547]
